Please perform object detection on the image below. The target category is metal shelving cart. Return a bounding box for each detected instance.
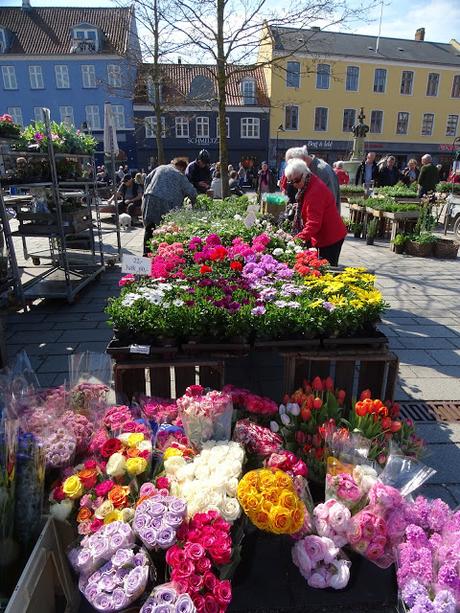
[0,109,105,304]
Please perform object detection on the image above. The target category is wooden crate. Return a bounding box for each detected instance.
[113,358,225,401]
[282,349,399,401]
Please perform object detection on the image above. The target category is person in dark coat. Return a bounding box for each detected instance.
[377,156,403,187]
[185,149,212,194]
[355,152,379,186]
[256,161,276,197]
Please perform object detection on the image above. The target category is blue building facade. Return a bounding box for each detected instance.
[133,64,270,170]
[0,5,140,166]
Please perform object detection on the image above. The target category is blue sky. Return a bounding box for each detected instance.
[3,0,460,45]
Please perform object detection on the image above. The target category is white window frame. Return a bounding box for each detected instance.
[29,65,44,90]
[59,106,74,126]
[345,66,359,92]
[342,108,356,132]
[33,107,43,123]
[451,75,460,98]
[145,116,166,138]
[74,28,97,40]
[400,70,414,95]
[284,105,299,131]
[316,64,330,90]
[446,114,459,137]
[396,111,410,135]
[196,116,209,138]
[81,65,96,88]
[216,117,230,138]
[421,113,434,136]
[85,105,101,130]
[175,116,189,138]
[286,61,300,88]
[426,73,440,97]
[370,110,384,134]
[0,29,7,53]
[314,107,328,132]
[241,117,260,139]
[107,64,122,88]
[373,68,387,93]
[2,66,17,90]
[7,107,23,126]
[241,79,256,104]
[112,105,125,129]
[55,65,70,89]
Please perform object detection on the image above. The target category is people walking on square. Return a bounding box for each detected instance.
[256,161,276,200]
[377,156,403,187]
[142,159,197,256]
[402,159,419,184]
[229,170,244,196]
[185,149,212,194]
[237,163,246,187]
[284,158,347,266]
[418,154,439,197]
[334,161,350,185]
[355,152,378,187]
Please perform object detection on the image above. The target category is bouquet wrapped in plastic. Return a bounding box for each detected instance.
[233,419,283,457]
[133,493,187,550]
[292,535,351,589]
[346,452,435,568]
[176,385,233,449]
[140,584,196,613]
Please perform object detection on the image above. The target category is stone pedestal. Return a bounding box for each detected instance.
[342,159,361,185]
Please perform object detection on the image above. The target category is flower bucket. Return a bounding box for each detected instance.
[404,240,433,258]
[433,238,459,259]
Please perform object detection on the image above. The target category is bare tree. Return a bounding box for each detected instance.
[160,0,378,195]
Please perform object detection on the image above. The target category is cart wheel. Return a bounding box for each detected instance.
[32,257,41,266]
[454,216,460,242]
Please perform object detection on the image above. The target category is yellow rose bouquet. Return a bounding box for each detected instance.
[237,468,305,535]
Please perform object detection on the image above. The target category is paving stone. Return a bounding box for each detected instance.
[393,350,440,366]
[14,342,78,356]
[395,325,459,338]
[376,324,399,337]
[399,337,457,349]
[428,349,460,366]
[43,313,86,322]
[76,341,111,353]
[398,378,460,400]
[400,364,460,378]
[416,423,460,444]
[418,483,458,506]
[37,373,59,387]
[423,444,460,483]
[7,313,47,324]
[37,355,74,373]
[11,330,63,344]
[82,312,110,321]
[447,485,460,505]
[53,321,99,330]
[58,328,113,343]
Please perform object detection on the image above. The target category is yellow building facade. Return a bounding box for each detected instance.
[261,26,460,169]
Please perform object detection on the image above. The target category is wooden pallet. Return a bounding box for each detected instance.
[282,348,399,401]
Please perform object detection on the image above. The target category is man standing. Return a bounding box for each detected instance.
[418,154,439,197]
[282,146,341,213]
[185,149,212,194]
[377,156,403,187]
[355,152,378,187]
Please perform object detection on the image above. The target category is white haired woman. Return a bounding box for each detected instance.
[333,161,350,185]
[285,158,347,266]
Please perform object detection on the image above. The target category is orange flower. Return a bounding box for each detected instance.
[136,494,154,508]
[78,468,98,489]
[355,401,367,417]
[77,507,93,522]
[108,485,130,509]
[126,448,140,458]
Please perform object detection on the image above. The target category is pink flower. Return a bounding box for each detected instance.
[94,480,114,497]
[80,494,93,508]
[139,482,156,498]
[156,476,170,490]
[119,274,135,287]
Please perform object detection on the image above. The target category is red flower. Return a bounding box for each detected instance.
[156,476,170,490]
[53,485,65,502]
[312,376,323,391]
[300,407,311,421]
[313,397,323,410]
[381,416,392,431]
[84,459,97,470]
[100,438,122,458]
[337,389,346,404]
[230,261,243,272]
[391,420,402,433]
[360,389,372,400]
[200,265,212,274]
[324,376,334,391]
[355,401,367,417]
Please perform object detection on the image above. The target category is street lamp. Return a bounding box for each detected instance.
[275,124,285,178]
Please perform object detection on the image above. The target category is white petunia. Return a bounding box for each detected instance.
[270,420,280,432]
[280,413,291,426]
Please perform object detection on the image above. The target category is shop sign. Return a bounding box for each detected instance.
[439,144,457,152]
[307,140,333,149]
[187,137,219,145]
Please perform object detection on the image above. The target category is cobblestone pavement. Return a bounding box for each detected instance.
[4,219,460,506]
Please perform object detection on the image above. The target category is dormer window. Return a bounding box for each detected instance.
[71,26,100,54]
[0,28,8,54]
[241,78,256,105]
[147,76,162,104]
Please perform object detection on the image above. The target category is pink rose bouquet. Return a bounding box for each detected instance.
[233,418,283,457]
[223,385,278,416]
[292,535,351,589]
[313,500,351,547]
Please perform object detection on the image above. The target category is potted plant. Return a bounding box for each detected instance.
[433,238,459,259]
[366,218,379,245]
[349,221,363,239]
[0,113,21,139]
[405,232,437,257]
[391,233,407,254]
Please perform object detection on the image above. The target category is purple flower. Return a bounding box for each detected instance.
[157,526,176,549]
[124,565,149,597]
[111,588,128,610]
[111,548,135,568]
[322,301,335,312]
[251,305,266,315]
[175,594,196,613]
[154,585,177,603]
[92,591,113,611]
[432,590,457,613]
[401,579,428,607]
[437,562,459,589]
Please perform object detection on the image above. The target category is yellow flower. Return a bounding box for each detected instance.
[62,475,84,500]
[268,505,292,534]
[163,447,183,460]
[273,470,292,490]
[279,490,298,510]
[258,469,276,490]
[126,457,148,476]
[95,500,115,519]
[104,510,123,524]
[127,433,144,448]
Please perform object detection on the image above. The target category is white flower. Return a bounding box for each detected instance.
[50,499,73,521]
[329,559,351,590]
[234,214,242,221]
[272,248,284,257]
[290,403,300,416]
[280,413,291,426]
[225,477,239,497]
[173,299,185,307]
[278,404,286,415]
[106,452,126,477]
[220,497,241,522]
[270,420,280,433]
[164,455,186,476]
[138,440,152,453]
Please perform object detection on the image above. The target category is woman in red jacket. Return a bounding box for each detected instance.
[333,161,350,185]
[285,158,347,266]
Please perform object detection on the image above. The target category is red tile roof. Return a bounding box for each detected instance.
[0,7,133,55]
[135,63,269,107]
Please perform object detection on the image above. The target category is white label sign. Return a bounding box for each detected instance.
[130,344,150,355]
[122,255,152,276]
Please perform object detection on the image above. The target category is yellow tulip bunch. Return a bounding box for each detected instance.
[237,469,305,535]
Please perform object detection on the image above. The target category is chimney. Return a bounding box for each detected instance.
[22,0,31,9]
[415,28,425,41]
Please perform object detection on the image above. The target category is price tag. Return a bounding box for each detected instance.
[129,344,150,355]
[122,254,152,275]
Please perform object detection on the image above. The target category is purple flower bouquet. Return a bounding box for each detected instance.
[68,521,135,576]
[80,546,151,612]
[140,583,196,613]
[133,494,187,550]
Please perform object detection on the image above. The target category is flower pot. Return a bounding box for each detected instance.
[353,230,361,239]
[393,244,405,254]
[366,236,375,245]
[405,240,433,258]
[433,238,459,259]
